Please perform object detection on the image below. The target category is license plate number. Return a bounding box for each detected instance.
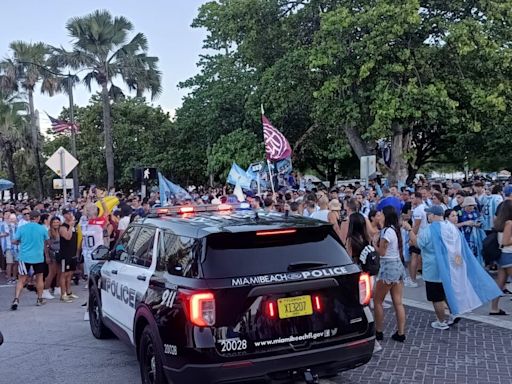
[277,295,313,319]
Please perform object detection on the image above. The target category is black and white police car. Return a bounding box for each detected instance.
[88,204,375,384]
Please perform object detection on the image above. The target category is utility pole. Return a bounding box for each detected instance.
[67,73,79,199]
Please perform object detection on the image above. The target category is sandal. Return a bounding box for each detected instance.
[489,309,508,316]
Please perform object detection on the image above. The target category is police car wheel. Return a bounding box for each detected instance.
[89,290,112,339]
[139,326,166,384]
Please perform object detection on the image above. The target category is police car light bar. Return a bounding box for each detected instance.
[152,203,248,216]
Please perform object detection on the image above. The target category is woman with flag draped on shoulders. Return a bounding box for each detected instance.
[416,205,502,330]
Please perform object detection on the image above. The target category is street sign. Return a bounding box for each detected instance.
[45,147,78,177]
[53,178,74,190]
[360,155,377,186]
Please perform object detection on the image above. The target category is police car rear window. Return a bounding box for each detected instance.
[203,228,352,278]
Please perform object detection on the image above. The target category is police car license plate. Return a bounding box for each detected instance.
[277,295,313,319]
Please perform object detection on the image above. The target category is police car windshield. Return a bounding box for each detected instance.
[203,228,351,279]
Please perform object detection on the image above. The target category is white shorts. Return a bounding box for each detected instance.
[5,250,15,264]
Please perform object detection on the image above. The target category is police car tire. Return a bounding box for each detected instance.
[89,290,113,339]
[139,326,167,384]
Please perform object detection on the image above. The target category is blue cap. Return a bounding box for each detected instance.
[504,185,512,197]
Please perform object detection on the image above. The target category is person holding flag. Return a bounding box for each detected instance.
[261,108,292,195]
[416,205,502,330]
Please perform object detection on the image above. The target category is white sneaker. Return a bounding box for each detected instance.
[383,301,392,309]
[54,287,61,296]
[431,320,449,330]
[447,314,461,326]
[404,277,419,288]
[373,340,383,353]
[83,311,90,321]
[42,289,55,300]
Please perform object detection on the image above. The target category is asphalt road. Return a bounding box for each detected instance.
[1,283,512,384]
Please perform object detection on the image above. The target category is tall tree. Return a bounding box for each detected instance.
[50,10,162,189]
[0,41,57,198]
[0,92,30,196]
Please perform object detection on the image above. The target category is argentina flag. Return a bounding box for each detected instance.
[226,163,252,190]
[431,221,502,315]
[158,172,191,205]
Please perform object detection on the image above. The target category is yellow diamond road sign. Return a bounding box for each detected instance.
[45,147,79,177]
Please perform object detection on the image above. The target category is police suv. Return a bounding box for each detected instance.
[88,204,375,384]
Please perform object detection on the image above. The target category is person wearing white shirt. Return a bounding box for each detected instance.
[310,197,330,222]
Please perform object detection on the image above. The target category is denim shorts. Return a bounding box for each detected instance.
[498,252,512,269]
[377,258,406,284]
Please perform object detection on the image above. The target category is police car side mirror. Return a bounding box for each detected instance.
[91,245,110,261]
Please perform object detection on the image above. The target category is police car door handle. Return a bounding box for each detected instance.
[137,275,146,281]
[111,270,118,275]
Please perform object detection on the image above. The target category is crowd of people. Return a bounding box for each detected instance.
[0,177,511,342]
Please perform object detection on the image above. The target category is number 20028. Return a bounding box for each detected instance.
[218,339,248,352]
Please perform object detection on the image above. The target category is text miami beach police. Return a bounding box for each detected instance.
[231,267,349,286]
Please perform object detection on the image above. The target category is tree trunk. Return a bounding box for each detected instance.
[343,123,373,159]
[101,82,115,190]
[5,143,18,197]
[327,161,336,188]
[388,123,410,187]
[406,162,417,185]
[28,90,44,199]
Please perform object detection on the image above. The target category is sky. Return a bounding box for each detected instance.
[1,0,209,131]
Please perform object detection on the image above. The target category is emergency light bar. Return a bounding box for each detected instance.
[152,203,250,216]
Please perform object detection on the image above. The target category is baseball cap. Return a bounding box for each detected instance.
[504,185,512,197]
[424,205,444,216]
[29,210,41,219]
[62,208,72,215]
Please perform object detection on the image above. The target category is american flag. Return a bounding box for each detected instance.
[262,115,292,161]
[46,113,79,134]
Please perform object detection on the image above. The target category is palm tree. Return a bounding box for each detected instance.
[0,41,58,198]
[50,10,162,189]
[0,92,30,196]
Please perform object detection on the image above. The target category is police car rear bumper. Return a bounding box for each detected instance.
[163,336,374,384]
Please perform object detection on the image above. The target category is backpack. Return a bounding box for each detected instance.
[482,231,501,264]
[359,244,380,276]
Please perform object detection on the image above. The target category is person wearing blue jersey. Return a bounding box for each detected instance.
[475,181,493,233]
[376,187,403,216]
[10,211,49,310]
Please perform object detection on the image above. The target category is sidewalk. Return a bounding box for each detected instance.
[399,275,512,330]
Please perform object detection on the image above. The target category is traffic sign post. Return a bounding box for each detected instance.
[360,155,377,188]
[46,147,78,205]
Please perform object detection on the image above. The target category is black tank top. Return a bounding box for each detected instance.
[60,223,77,257]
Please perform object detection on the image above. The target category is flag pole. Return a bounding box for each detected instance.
[261,104,276,196]
[267,159,276,196]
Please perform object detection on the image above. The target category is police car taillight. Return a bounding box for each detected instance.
[266,301,277,319]
[189,292,215,327]
[359,273,372,306]
[313,295,322,312]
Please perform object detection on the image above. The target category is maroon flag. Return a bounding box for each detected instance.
[262,115,292,161]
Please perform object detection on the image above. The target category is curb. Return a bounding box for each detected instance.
[401,297,512,331]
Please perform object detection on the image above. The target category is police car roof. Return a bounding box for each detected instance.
[140,210,330,238]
